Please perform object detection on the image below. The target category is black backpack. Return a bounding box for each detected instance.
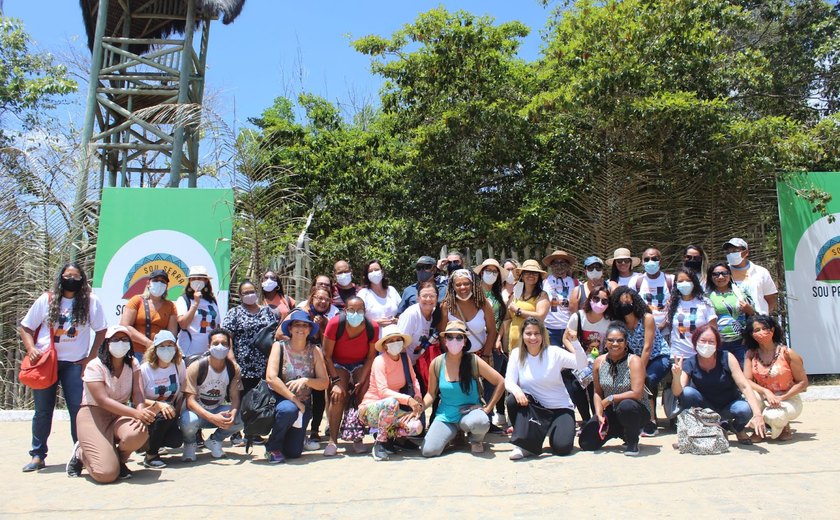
[240,345,284,451]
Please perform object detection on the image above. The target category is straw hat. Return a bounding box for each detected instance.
[187,265,213,279]
[514,259,547,279]
[605,248,640,268]
[440,320,472,351]
[473,258,507,281]
[542,250,576,267]
[374,324,413,352]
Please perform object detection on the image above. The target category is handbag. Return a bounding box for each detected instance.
[19,313,58,390]
[677,407,729,455]
[253,319,280,357]
[510,394,555,455]
[240,380,278,452]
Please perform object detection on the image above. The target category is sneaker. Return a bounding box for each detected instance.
[624,442,640,456]
[640,421,658,437]
[230,433,246,448]
[470,441,485,454]
[381,440,397,454]
[250,435,267,446]
[22,458,45,472]
[352,440,367,454]
[143,454,167,468]
[492,413,507,428]
[323,442,338,457]
[205,438,225,458]
[196,430,205,449]
[118,463,133,480]
[267,450,286,464]
[182,443,197,462]
[509,446,527,460]
[372,441,390,461]
[66,441,82,478]
[303,439,320,451]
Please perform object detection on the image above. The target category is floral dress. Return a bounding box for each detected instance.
[221,305,277,379]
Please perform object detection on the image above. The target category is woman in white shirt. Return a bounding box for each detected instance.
[505,317,588,460]
[357,259,401,329]
[667,267,718,359]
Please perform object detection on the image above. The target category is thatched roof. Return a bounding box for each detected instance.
[79,0,245,55]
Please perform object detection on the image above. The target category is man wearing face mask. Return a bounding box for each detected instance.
[633,248,675,331]
[722,238,778,315]
[397,256,447,316]
[437,251,467,279]
[331,260,359,310]
[121,269,178,361]
[542,250,579,346]
[180,328,244,461]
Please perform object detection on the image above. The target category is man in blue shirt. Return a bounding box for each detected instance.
[397,256,447,316]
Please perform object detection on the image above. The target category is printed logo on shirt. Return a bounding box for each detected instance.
[549,278,571,312]
[581,330,603,351]
[53,309,77,343]
[122,253,189,299]
[676,307,699,339]
[200,388,222,407]
[198,306,218,333]
[154,373,178,401]
[642,286,667,312]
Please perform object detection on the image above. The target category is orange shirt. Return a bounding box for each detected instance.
[125,295,176,353]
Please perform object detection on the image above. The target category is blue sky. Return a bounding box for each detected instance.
[5,1,552,128]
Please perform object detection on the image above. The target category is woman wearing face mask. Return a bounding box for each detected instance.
[666,267,718,360]
[706,262,754,367]
[20,262,107,473]
[610,287,671,436]
[561,286,612,422]
[68,325,155,482]
[579,322,650,455]
[359,325,424,461]
[475,259,510,428]
[357,260,401,329]
[682,245,708,288]
[506,318,589,460]
[139,330,186,468]
[569,256,607,314]
[743,315,807,442]
[264,311,330,463]
[671,325,766,444]
[322,296,379,456]
[506,260,549,352]
[542,251,579,346]
[176,266,220,357]
[421,320,505,457]
[260,270,296,320]
[439,270,498,365]
[222,281,277,395]
[606,248,640,290]
[121,269,178,362]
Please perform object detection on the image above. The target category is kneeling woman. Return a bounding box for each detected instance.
[264,310,329,463]
[579,322,650,455]
[505,318,589,460]
[359,325,424,461]
[421,320,505,457]
[70,326,156,482]
[671,324,766,444]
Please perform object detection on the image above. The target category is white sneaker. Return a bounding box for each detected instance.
[492,413,507,428]
[303,439,320,451]
[181,443,197,462]
[509,446,532,460]
[205,438,225,458]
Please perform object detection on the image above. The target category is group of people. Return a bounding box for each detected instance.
[18,237,808,482]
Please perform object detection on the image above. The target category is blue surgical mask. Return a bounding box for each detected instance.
[346,311,364,327]
[643,260,660,274]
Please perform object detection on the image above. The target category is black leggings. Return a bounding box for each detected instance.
[310,389,325,435]
[147,412,183,454]
[578,398,648,451]
[561,369,595,421]
[506,394,576,455]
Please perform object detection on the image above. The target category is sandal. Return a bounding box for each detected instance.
[735,432,753,445]
[470,441,485,454]
[777,425,794,441]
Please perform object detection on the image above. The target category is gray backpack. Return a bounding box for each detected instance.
[677,407,729,455]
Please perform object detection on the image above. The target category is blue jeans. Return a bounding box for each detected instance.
[265,396,312,458]
[646,355,671,388]
[547,328,565,348]
[482,350,508,417]
[180,404,244,443]
[678,386,753,432]
[721,340,747,368]
[30,360,83,460]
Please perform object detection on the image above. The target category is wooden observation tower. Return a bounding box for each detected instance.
[77,0,245,190]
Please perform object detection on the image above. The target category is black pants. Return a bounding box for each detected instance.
[310,389,326,435]
[506,394,576,455]
[147,412,183,454]
[578,398,648,451]
[561,369,595,421]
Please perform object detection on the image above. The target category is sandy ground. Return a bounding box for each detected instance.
[0,401,838,519]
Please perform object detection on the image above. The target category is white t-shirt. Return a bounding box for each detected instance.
[140,360,186,403]
[505,344,588,409]
[397,303,434,364]
[615,275,634,287]
[175,295,220,357]
[669,297,718,358]
[631,272,674,327]
[543,275,577,330]
[357,286,401,322]
[21,292,107,362]
[565,310,610,350]
[447,308,487,353]
[732,262,777,315]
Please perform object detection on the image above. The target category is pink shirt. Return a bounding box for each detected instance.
[361,353,421,406]
[81,357,139,406]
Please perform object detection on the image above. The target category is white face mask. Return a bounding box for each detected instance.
[676,281,694,296]
[190,280,206,292]
[726,252,744,267]
[336,272,352,286]
[261,279,278,292]
[386,340,404,356]
[156,346,176,363]
[149,281,167,297]
[586,269,603,280]
[367,269,384,285]
[696,342,716,358]
[241,293,258,305]
[108,340,131,358]
[506,271,514,284]
[482,271,498,285]
[209,344,229,360]
[455,292,473,301]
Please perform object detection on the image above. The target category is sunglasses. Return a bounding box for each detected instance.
[615,258,631,264]
[551,261,570,266]
[643,256,660,262]
[446,334,466,341]
[591,297,609,305]
[684,255,701,261]
[711,271,730,278]
[585,265,603,271]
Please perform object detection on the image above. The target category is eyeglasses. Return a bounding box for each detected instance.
[585,265,603,271]
[591,297,609,305]
[550,261,569,267]
[643,256,660,262]
[615,258,631,264]
[684,255,701,261]
[605,338,626,344]
[711,271,730,278]
[62,275,82,281]
[446,334,466,341]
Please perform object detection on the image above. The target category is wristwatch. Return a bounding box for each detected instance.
[330,376,341,385]
[606,395,615,406]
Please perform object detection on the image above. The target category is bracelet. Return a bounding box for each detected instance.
[516,308,522,317]
[330,376,341,385]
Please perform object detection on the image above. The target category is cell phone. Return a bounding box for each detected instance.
[598,418,609,440]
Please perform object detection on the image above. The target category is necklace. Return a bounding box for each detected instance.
[757,344,780,368]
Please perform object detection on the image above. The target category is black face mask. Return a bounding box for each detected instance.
[684,260,702,272]
[447,262,462,274]
[615,303,634,317]
[61,277,83,293]
[417,270,434,283]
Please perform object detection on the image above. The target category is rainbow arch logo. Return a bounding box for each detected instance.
[815,236,840,283]
[122,253,189,298]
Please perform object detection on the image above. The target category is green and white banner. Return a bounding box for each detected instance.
[92,188,234,325]
[777,172,840,374]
